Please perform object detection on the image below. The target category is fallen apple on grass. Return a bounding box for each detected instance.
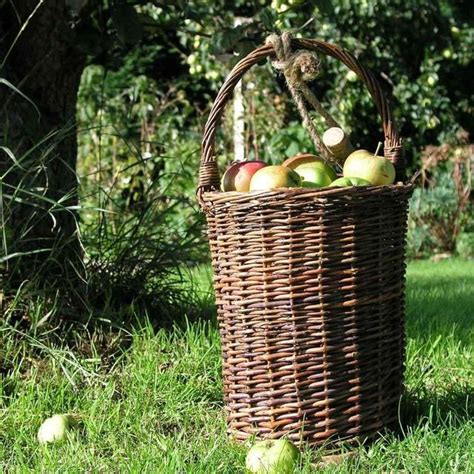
[221,160,267,192]
[343,149,396,185]
[249,165,301,191]
[330,176,371,187]
[37,414,79,444]
[246,439,300,474]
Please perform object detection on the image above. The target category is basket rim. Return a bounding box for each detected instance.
[202,182,414,207]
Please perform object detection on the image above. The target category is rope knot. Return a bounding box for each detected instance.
[264,32,341,165]
[290,52,320,83]
[266,32,320,88]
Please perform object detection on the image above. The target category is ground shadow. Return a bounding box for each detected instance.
[399,385,473,434]
[397,262,474,437]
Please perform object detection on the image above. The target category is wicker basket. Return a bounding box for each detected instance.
[197,38,413,446]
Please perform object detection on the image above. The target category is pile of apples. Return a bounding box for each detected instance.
[221,148,396,192]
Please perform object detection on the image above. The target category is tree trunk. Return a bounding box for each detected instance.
[0,0,86,295]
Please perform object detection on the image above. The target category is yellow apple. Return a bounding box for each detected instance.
[343,149,396,185]
[249,165,301,191]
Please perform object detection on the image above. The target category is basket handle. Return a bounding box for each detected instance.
[198,38,405,202]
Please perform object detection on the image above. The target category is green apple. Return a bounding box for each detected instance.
[330,176,371,187]
[427,74,437,87]
[450,26,460,36]
[442,48,453,59]
[246,439,299,474]
[283,153,337,181]
[296,164,333,188]
[427,116,440,129]
[249,165,301,191]
[345,70,358,82]
[37,414,77,444]
[221,161,267,192]
[343,149,396,185]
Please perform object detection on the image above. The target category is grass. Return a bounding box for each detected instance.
[0,259,473,472]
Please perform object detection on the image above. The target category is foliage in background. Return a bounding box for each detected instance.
[183,0,473,169]
[407,131,473,259]
[75,61,208,318]
[76,0,473,268]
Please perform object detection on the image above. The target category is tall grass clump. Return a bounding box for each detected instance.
[76,64,209,324]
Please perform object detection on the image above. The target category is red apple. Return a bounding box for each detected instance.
[221,161,267,192]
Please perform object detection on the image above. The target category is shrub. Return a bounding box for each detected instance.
[456,233,474,260]
[407,130,472,258]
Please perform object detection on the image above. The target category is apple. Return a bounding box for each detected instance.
[221,161,267,192]
[442,48,453,59]
[249,165,301,191]
[450,26,460,36]
[330,176,371,187]
[296,164,334,188]
[246,439,299,474]
[283,153,337,181]
[345,70,358,82]
[343,149,396,185]
[37,414,78,444]
[427,116,440,129]
[427,74,437,87]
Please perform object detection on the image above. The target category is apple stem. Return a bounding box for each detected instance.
[374,141,383,157]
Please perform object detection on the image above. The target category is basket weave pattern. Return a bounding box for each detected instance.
[198,38,413,446]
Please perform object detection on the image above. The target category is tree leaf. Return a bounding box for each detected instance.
[259,8,277,31]
[313,0,335,16]
[211,25,247,55]
[136,13,160,33]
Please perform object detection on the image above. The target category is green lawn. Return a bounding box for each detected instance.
[1,259,473,472]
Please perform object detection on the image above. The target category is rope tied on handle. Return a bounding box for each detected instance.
[266,32,341,164]
[268,32,321,86]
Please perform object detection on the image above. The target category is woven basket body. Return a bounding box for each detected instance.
[198,38,413,446]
